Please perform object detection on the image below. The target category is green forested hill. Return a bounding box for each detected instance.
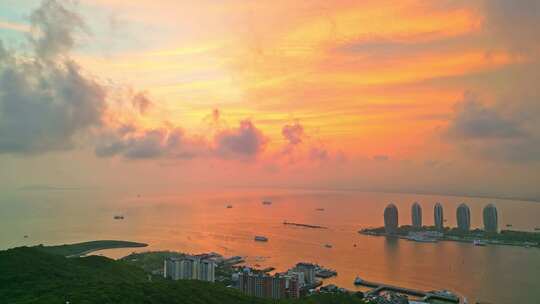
[0,247,365,304]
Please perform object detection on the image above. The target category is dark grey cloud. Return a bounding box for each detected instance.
[446,94,525,140]
[0,0,106,154]
[214,120,267,159]
[446,93,540,162]
[0,50,106,154]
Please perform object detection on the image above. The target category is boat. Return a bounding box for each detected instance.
[113,215,124,220]
[473,239,487,246]
[432,290,457,297]
[254,236,268,242]
[262,201,272,205]
[23,235,28,238]
[353,276,363,285]
[429,290,460,301]
[407,235,438,243]
[324,244,333,248]
[315,208,325,211]
[506,224,513,227]
[226,204,233,209]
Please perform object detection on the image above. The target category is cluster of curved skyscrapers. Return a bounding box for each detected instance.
[384,202,499,234]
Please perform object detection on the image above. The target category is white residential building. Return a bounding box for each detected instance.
[164,256,216,282]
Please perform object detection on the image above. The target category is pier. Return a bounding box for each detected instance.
[356,279,460,303]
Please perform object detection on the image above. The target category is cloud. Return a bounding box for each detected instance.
[96,118,268,161]
[95,126,207,159]
[214,120,267,159]
[131,92,152,114]
[282,122,305,146]
[446,93,525,140]
[0,49,106,154]
[446,93,540,163]
[0,0,106,154]
[29,0,87,61]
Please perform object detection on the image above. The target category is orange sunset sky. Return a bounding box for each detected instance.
[0,0,539,199]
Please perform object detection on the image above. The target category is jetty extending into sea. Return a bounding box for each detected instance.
[356,278,460,303]
[283,221,328,229]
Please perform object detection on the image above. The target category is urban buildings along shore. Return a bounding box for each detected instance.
[456,203,471,231]
[164,255,216,282]
[483,203,498,233]
[383,202,499,234]
[411,202,422,228]
[384,204,399,233]
[434,203,444,230]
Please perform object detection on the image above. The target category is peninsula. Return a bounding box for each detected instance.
[34,240,148,257]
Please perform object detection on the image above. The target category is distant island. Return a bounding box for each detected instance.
[360,225,540,248]
[34,240,148,257]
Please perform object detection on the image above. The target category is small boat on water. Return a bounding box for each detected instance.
[473,239,487,246]
[226,204,233,209]
[324,244,333,248]
[113,215,124,220]
[254,236,268,242]
[353,276,363,285]
[315,208,325,211]
[506,224,513,227]
[262,201,272,205]
[407,235,438,243]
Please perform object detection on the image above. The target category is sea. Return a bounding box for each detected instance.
[1,187,540,304]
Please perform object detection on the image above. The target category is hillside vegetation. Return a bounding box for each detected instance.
[0,247,365,304]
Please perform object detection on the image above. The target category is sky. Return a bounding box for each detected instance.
[0,0,539,200]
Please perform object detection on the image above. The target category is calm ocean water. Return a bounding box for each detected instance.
[1,188,540,304]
